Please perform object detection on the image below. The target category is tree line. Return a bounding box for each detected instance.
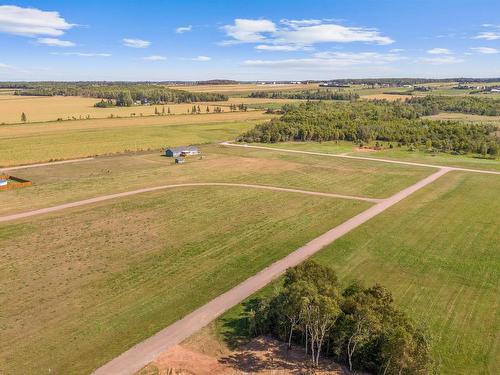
[238,101,499,155]
[248,89,360,101]
[407,95,500,116]
[13,83,228,105]
[247,261,433,373]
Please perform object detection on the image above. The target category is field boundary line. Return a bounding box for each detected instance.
[0,182,381,224]
[221,142,500,175]
[1,157,95,171]
[92,167,450,375]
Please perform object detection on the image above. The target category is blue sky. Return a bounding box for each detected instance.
[0,0,499,80]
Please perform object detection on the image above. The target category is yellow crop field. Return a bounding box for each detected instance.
[166,83,320,94]
[0,95,295,124]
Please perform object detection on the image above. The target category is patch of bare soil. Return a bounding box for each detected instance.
[147,336,348,375]
[354,147,381,153]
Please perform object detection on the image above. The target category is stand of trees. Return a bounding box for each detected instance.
[407,96,500,116]
[13,83,228,104]
[248,89,359,101]
[238,101,499,155]
[249,261,434,374]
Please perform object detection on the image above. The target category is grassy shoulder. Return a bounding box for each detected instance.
[0,186,370,374]
[211,171,499,375]
[0,144,433,216]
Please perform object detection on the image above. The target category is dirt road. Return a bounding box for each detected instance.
[221,142,500,175]
[0,182,380,224]
[92,167,450,375]
[1,157,94,171]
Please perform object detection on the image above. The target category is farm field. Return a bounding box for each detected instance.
[245,141,500,171]
[206,171,499,375]
[423,112,500,124]
[0,144,432,216]
[0,112,274,166]
[311,171,500,374]
[0,184,371,374]
[166,83,320,95]
[0,94,290,124]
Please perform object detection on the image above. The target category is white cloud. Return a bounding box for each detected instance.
[221,19,276,44]
[481,23,500,28]
[243,51,406,70]
[471,47,499,54]
[275,24,394,46]
[37,37,75,47]
[122,38,151,48]
[255,44,308,51]
[420,56,464,64]
[221,18,394,49]
[427,48,452,55]
[473,32,500,40]
[176,25,192,33]
[191,55,211,61]
[0,62,12,68]
[142,55,167,61]
[51,52,111,57]
[314,51,405,62]
[389,48,404,53]
[0,5,74,37]
[280,19,322,27]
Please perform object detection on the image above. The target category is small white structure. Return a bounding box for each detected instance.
[164,146,200,157]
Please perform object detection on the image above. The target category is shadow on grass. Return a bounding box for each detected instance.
[217,297,262,350]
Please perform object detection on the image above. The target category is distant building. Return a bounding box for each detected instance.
[164,146,200,157]
[175,158,185,164]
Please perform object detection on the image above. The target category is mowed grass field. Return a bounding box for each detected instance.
[311,171,500,374]
[0,94,292,124]
[248,141,500,171]
[0,144,433,215]
[0,185,371,374]
[212,171,499,375]
[0,112,274,166]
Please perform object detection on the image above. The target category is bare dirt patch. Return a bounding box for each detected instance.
[147,336,348,375]
[354,147,381,153]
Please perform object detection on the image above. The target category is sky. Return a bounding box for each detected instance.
[0,0,499,81]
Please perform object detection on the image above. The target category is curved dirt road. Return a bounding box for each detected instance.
[92,168,450,375]
[0,182,380,223]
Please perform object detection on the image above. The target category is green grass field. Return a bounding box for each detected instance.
[213,171,500,375]
[0,120,261,167]
[0,186,370,374]
[313,171,500,374]
[248,141,500,172]
[1,145,432,216]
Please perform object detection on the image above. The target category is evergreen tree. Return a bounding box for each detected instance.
[20,112,27,122]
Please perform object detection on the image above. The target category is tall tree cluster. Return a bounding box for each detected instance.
[13,83,228,104]
[407,95,500,116]
[238,101,499,155]
[248,89,360,101]
[250,261,434,374]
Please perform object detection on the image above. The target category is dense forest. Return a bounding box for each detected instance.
[248,89,359,101]
[12,83,227,105]
[247,261,433,374]
[407,95,500,116]
[238,101,500,155]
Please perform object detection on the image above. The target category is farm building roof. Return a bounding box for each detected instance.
[166,146,199,152]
